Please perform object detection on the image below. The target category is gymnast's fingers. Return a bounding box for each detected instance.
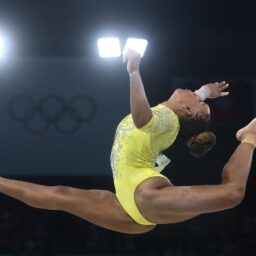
[220,91,229,97]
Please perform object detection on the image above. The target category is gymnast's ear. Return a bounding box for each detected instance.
[180,104,194,117]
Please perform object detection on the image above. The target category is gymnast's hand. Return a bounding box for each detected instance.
[203,81,230,99]
[123,49,142,75]
[195,81,230,101]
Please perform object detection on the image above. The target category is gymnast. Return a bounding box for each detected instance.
[0,49,255,234]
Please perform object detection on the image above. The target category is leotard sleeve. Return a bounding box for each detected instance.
[138,104,179,135]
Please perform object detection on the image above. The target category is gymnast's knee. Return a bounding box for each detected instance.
[53,185,71,195]
[225,184,245,208]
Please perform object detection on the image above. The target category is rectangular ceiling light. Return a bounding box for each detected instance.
[97,38,121,58]
[123,38,148,57]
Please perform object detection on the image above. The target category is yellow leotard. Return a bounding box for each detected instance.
[110,103,180,225]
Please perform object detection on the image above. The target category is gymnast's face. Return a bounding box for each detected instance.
[170,89,210,118]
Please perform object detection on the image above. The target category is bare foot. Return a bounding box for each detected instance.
[236,118,256,141]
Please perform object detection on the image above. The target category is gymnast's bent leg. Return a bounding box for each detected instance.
[0,178,154,234]
[136,123,256,224]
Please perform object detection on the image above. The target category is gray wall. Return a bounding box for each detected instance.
[0,56,130,175]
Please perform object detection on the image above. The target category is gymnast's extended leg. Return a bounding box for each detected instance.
[136,141,255,224]
[0,177,154,234]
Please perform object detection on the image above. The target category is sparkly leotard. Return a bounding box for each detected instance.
[110,104,179,225]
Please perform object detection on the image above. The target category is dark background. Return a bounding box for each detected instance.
[0,0,256,255]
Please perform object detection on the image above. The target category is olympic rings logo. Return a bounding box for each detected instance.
[8,94,97,135]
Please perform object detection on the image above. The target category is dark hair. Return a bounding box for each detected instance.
[179,112,216,158]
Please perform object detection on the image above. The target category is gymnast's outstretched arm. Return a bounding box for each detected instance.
[125,49,153,128]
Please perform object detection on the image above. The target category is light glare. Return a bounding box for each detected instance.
[97,38,121,58]
[0,37,3,57]
[123,38,148,57]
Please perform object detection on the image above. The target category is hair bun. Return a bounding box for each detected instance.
[186,132,216,158]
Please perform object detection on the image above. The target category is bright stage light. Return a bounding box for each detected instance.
[0,36,3,57]
[123,38,148,57]
[97,38,121,58]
